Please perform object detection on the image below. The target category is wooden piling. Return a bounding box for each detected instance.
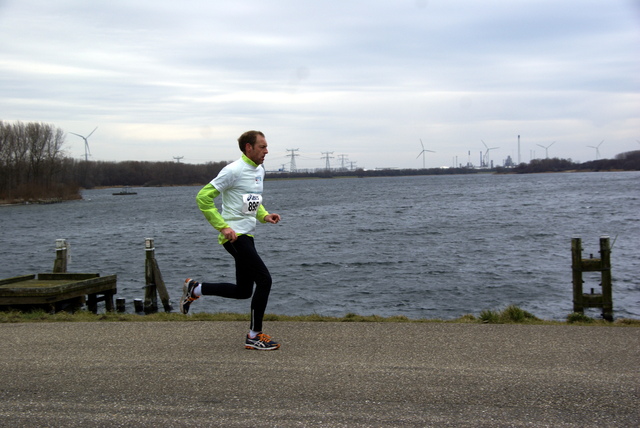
[53,239,68,273]
[599,236,613,321]
[144,238,173,313]
[571,237,583,314]
[143,239,158,313]
[571,236,613,321]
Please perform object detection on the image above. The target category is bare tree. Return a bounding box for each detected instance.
[0,121,69,200]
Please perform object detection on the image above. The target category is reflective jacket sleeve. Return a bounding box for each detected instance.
[196,183,229,231]
[256,204,269,224]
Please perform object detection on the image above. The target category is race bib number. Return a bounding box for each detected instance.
[242,193,262,215]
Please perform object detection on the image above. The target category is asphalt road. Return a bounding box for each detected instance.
[0,321,638,427]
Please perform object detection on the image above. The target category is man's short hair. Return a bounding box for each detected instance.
[238,130,265,153]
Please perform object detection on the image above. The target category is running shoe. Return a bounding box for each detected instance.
[180,278,200,314]
[245,333,280,351]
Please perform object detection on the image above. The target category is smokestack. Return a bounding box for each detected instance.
[518,135,521,164]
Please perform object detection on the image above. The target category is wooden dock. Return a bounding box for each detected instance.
[0,273,117,313]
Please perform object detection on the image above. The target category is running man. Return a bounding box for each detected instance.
[180,130,281,350]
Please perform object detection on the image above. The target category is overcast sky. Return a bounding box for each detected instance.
[1,0,639,170]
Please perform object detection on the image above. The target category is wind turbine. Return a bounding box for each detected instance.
[536,141,555,159]
[416,139,435,169]
[481,140,499,168]
[69,127,98,161]
[587,140,604,160]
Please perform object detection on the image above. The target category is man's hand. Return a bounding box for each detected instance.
[220,227,238,242]
[264,213,281,224]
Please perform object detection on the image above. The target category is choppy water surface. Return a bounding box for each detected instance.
[1,171,639,320]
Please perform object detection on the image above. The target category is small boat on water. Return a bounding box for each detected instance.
[112,187,137,196]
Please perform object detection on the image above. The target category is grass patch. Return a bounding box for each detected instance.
[479,309,500,324]
[0,306,637,326]
[502,305,539,322]
[480,305,541,324]
[566,312,595,324]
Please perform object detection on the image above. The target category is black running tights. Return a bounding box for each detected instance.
[200,235,272,332]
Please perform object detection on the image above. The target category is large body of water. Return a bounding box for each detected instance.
[1,172,639,320]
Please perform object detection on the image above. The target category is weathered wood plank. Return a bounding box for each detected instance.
[579,258,603,271]
[37,273,100,281]
[0,275,36,286]
[0,274,117,308]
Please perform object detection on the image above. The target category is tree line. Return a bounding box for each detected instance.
[0,121,229,202]
[66,159,228,189]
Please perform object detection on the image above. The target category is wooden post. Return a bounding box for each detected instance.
[144,238,158,313]
[571,237,583,314]
[87,289,116,313]
[599,236,613,321]
[144,238,173,313]
[116,298,126,313]
[152,257,173,312]
[571,236,613,321]
[53,239,68,273]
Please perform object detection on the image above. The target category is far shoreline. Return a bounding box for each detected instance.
[2,169,637,207]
